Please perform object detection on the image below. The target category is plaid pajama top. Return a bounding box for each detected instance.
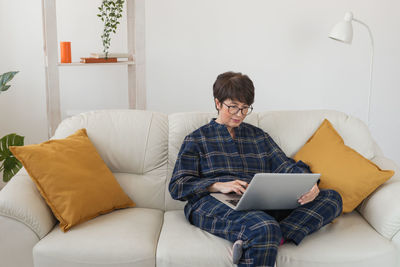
[169,119,311,219]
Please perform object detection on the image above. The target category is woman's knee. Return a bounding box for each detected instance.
[318,189,343,215]
[246,218,282,245]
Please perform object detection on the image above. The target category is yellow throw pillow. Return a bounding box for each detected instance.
[294,119,394,213]
[10,129,135,232]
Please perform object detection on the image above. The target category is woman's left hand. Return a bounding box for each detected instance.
[298,183,320,205]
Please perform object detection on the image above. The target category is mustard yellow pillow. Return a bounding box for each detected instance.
[294,119,394,213]
[10,129,135,232]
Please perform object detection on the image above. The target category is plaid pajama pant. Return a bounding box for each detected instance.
[188,189,342,267]
[170,119,343,266]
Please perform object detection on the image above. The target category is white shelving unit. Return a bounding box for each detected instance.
[58,62,135,67]
[41,0,145,137]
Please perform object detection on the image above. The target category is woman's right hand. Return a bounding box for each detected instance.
[207,180,248,195]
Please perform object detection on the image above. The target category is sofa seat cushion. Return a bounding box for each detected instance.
[278,212,397,267]
[157,210,233,267]
[157,211,397,267]
[33,208,163,267]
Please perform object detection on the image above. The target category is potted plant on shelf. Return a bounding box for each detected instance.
[0,71,24,183]
[97,0,125,59]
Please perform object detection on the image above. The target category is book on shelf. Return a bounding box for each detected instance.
[80,57,118,63]
[90,52,132,59]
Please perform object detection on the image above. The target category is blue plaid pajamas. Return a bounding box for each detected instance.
[169,119,343,267]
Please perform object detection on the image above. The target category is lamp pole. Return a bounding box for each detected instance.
[329,12,374,126]
[353,18,374,125]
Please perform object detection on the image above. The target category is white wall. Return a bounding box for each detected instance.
[0,0,48,188]
[145,0,400,165]
[0,0,399,188]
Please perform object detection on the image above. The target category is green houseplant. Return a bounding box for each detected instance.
[97,0,125,58]
[0,71,24,182]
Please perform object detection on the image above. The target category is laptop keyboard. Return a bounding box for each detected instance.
[227,199,240,206]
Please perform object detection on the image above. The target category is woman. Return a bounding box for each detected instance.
[169,71,342,267]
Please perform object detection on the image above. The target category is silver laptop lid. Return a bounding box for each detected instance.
[235,173,320,210]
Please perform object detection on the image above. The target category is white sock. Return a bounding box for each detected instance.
[232,240,243,264]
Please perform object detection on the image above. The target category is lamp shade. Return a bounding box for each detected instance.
[329,12,354,44]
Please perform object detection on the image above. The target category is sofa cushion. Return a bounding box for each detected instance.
[157,211,396,267]
[33,208,163,267]
[277,212,397,267]
[53,110,168,210]
[10,129,135,232]
[156,210,233,267]
[114,173,166,210]
[294,119,394,212]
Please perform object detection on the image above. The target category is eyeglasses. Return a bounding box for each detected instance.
[223,103,253,115]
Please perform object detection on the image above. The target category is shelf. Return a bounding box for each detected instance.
[57,61,135,66]
[43,0,145,137]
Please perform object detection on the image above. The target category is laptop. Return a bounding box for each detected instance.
[210,173,320,210]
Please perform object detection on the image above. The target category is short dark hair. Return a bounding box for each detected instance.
[213,71,255,110]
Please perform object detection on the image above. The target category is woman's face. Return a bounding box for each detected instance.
[215,98,250,129]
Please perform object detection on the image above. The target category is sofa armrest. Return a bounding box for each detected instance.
[0,171,57,239]
[357,156,400,239]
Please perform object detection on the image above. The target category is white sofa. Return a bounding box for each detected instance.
[0,109,399,267]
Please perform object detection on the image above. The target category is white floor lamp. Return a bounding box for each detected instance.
[329,11,374,126]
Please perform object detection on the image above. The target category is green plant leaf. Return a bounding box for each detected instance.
[0,134,24,158]
[0,71,18,87]
[98,0,125,55]
[0,133,24,182]
[3,157,22,182]
[0,71,18,95]
[0,85,11,93]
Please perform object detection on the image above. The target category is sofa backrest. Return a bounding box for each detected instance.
[165,109,379,211]
[54,109,380,212]
[54,110,168,210]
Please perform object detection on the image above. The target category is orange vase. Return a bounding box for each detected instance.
[60,42,71,63]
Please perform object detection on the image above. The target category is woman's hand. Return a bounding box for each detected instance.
[207,180,248,195]
[298,183,320,205]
